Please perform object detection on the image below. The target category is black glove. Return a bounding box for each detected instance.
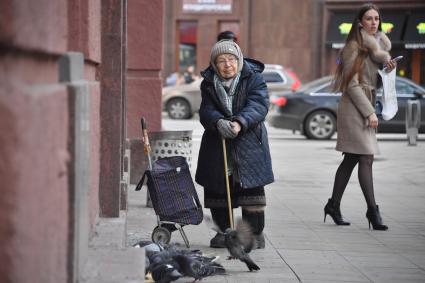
[216,119,237,139]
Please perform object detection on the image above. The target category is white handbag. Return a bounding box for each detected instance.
[377,68,398,121]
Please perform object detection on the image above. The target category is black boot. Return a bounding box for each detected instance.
[366,205,388,231]
[324,198,350,225]
[210,208,230,248]
[242,209,265,249]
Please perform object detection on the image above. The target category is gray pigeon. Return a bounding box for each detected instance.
[204,216,260,271]
[145,256,150,275]
[150,262,183,283]
[172,254,226,281]
[224,219,260,271]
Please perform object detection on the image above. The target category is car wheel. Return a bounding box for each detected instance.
[304,110,336,140]
[166,98,192,119]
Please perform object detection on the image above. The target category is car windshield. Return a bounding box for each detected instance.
[298,76,333,92]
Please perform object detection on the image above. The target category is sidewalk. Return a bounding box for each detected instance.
[127,128,425,283]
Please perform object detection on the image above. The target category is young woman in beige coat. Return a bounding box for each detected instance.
[324,3,397,231]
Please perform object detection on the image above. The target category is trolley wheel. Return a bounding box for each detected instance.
[151,226,171,245]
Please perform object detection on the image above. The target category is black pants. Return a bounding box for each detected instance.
[205,176,266,235]
[210,207,265,235]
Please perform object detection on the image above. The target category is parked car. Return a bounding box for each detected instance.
[267,76,425,140]
[162,64,301,119]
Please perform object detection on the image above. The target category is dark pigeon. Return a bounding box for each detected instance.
[145,256,150,275]
[172,254,225,281]
[224,219,260,271]
[150,262,183,283]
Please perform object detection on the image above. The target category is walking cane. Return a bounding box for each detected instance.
[222,138,234,230]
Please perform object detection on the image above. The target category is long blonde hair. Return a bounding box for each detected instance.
[333,3,383,92]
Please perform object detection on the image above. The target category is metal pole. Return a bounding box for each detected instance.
[406,100,421,146]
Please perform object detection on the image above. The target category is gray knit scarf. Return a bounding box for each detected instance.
[213,72,240,176]
[213,72,241,117]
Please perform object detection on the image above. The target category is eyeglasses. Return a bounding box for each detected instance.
[216,57,237,66]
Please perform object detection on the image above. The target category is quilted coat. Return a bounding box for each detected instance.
[336,29,392,155]
[195,58,274,193]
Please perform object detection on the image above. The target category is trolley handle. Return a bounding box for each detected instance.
[141,117,147,131]
[140,117,151,155]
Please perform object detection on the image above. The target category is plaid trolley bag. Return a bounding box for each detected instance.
[136,156,203,247]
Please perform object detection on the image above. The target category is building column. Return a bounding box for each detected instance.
[99,0,126,217]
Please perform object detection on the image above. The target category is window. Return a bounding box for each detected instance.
[315,83,333,93]
[178,21,197,71]
[396,80,416,94]
[263,72,284,83]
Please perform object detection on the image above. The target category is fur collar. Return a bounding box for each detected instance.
[360,29,391,64]
[342,29,391,77]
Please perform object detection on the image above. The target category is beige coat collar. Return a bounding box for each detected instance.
[360,29,391,64]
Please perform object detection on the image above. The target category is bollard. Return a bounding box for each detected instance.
[405,99,421,146]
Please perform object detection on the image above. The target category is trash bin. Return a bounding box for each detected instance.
[406,99,421,146]
[146,130,193,207]
[149,130,193,167]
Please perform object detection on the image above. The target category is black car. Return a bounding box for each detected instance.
[267,76,425,140]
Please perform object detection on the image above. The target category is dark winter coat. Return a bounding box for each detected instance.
[195,58,274,194]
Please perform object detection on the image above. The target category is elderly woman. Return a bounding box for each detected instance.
[195,40,274,248]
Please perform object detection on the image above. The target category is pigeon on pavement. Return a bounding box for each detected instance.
[150,262,183,283]
[224,219,260,271]
[172,254,225,281]
[137,240,225,281]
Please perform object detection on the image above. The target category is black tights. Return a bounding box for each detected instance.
[331,153,376,208]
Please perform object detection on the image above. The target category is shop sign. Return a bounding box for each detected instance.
[182,0,232,13]
[338,22,394,35]
[417,22,425,34]
[382,22,394,34]
[338,23,351,35]
[404,13,425,49]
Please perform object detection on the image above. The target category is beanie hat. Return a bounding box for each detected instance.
[210,40,244,74]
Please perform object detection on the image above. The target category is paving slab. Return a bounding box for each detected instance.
[126,120,425,282]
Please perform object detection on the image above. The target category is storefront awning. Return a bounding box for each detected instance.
[326,12,405,49]
[404,12,425,49]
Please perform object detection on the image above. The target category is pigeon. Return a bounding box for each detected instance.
[172,254,226,281]
[148,249,175,265]
[224,220,260,271]
[133,240,154,248]
[135,241,164,259]
[165,243,220,263]
[145,256,150,275]
[133,240,163,253]
[150,262,183,283]
[141,239,224,281]
[205,216,260,271]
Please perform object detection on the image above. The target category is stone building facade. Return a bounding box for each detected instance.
[0,0,163,282]
[163,0,425,85]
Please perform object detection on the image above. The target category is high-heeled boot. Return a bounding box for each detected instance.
[366,205,388,231]
[324,198,350,225]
